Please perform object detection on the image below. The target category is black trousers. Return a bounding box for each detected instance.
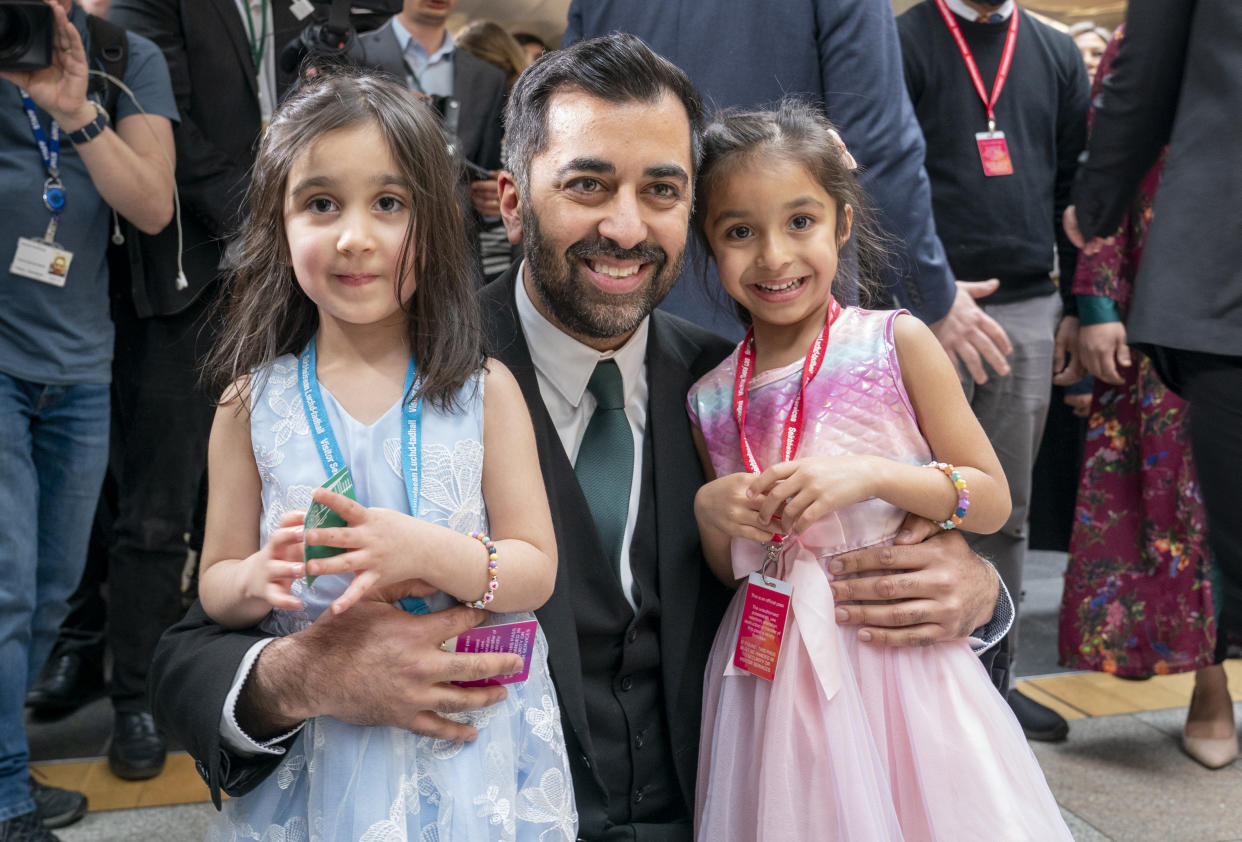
[1145,345,1242,663]
[52,291,215,712]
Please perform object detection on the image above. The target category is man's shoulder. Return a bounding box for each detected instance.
[650,310,733,375]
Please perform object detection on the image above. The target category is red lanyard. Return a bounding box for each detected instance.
[733,298,841,542]
[733,295,841,486]
[933,0,1019,133]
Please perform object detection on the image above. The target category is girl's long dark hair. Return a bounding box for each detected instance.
[692,99,893,322]
[205,68,483,410]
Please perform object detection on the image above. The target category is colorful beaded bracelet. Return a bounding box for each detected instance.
[925,461,970,530]
[463,531,499,609]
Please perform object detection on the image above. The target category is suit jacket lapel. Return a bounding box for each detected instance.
[646,313,707,728]
[360,20,408,80]
[209,0,258,101]
[480,271,595,762]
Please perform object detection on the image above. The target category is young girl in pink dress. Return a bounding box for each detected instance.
[686,101,1071,841]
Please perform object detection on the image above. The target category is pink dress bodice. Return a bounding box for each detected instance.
[688,307,931,557]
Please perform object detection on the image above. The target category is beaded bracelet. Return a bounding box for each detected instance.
[925,461,970,530]
[463,531,499,608]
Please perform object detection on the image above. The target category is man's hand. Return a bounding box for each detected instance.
[1078,321,1131,385]
[828,514,999,646]
[469,172,501,217]
[1062,205,1105,256]
[237,590,522,743]
[0,0,94,131]
[930,280,1013,385]
[1051,315,1085,386]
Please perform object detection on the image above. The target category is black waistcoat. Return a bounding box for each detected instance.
[572,432,690,841]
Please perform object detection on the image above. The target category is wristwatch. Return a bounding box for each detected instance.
[66,102,110,145]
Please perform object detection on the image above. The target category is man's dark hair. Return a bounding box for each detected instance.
[502,33,704,194]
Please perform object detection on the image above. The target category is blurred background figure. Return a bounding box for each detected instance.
[512,30,550,65]
[455,19,530,280]
[1056,25,1226,770]
[1068,21,1110,81]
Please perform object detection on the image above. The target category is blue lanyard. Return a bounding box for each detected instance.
[298,337,423,518]
[19,90,58,176]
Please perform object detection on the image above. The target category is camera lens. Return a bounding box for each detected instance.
[0,8,34,64]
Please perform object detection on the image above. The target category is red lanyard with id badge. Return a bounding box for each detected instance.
[9,91,75,287]
[729,298,841,681]
[934,0,1019,177]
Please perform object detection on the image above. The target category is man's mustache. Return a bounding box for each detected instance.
[566,236,666,265]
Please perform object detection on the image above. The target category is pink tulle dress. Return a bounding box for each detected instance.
[686,308,1070,842]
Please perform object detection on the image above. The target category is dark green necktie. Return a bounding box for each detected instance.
[574,359,634,567]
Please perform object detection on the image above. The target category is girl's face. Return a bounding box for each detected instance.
[284,121,415,332]
[1074,32,1107,80]
[704,158,852,335]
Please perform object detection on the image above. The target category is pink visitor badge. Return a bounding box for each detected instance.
[446,619,539,687]
[975,131,1014,176]
[732,572,793,681]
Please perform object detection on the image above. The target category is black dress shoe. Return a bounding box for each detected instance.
[0,810,63,841]
[28,774,86,830]
[1007,687,1070,742]
[108,712,167,781]
[25,652,104,716]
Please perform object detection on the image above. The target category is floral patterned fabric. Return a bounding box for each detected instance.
[208,356,577,842]
[1057,28,1216,677]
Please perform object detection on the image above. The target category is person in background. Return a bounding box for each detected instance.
[1068,22,1110,83]
[512,31,550,65]
[25,0,304,785]
[896,0,1089,742]
[1064,0,1242,769]
[456,19,530,280]
[0,0,176,837]
[359,0,505,242]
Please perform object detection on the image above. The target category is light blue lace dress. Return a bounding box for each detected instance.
[208,356,576,842]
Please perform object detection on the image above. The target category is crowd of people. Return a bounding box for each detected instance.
[2,0,1237,840]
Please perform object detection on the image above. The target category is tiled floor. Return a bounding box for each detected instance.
[25,550,1242,841]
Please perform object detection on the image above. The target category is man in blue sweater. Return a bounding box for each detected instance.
[897,0,1088,741]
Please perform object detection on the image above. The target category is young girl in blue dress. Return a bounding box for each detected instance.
[195,71,576,842]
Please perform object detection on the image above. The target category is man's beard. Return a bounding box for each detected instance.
[521,204,685,342]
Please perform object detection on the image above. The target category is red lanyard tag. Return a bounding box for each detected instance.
[733,571,793,681]
[732,297,841,541]
[933,0,1020,134]
[975,130,1014,176]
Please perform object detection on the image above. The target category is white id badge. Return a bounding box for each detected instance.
[10,237,72,287]
[290,0,314,20]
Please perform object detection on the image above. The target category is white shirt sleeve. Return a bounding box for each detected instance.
[218,638,305,756]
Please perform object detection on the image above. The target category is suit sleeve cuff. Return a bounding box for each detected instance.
[968,572,1014,655]
[219,638,304,756]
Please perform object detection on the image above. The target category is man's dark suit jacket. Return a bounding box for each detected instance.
[148,266,735,830]
[107,0,302,316]
[1071,0,1242,357]
[358,20,505,172]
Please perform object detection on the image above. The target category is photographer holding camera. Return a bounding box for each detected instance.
[0,0,175,838]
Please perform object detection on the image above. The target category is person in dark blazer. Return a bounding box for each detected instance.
[358,1,505,203]
[148,35,1010,842]
[1064,0,1242,769]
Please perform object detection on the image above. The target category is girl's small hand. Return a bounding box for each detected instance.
[302,488,426,615]
[694,472,775,543]
[241,511,307,612]
[751,456,879,535]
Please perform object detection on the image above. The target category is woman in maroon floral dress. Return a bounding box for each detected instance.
[1058,27,1234,768]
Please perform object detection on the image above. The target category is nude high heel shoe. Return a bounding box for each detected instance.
[1181,685,1238,769]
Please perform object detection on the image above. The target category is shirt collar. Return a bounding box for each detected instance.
[514,260,650,410]
[390,17,456,63]
[942,0,1015,22]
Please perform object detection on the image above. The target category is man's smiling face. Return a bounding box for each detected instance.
[512,89,694,351]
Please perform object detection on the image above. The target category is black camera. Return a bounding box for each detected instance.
[0,0,53,72]
[281,0,401,73]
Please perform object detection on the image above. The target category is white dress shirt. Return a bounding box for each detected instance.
[943,0,1015,22]
[389,17,456,98]
[233,0,277,122]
